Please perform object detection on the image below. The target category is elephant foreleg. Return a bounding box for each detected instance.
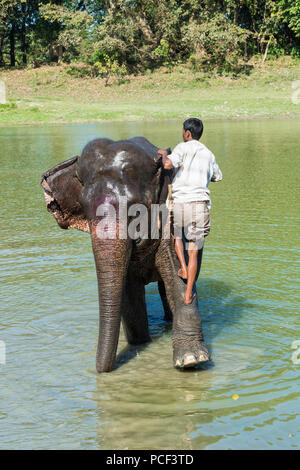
[155,239,210,368]
[121,273,151,345]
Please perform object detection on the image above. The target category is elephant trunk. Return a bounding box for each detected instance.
[90,224,131,372]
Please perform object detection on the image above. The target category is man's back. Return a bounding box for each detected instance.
[169,140,222,205]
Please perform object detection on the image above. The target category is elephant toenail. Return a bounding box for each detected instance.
[198,351,210,363]
[183,354,197,367]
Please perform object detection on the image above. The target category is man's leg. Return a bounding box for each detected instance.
[174,237,188,279]
[173,203,188,279]
[183,202,209,304]
[185,243,198,304]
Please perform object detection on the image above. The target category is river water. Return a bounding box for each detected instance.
[0,119,299,449]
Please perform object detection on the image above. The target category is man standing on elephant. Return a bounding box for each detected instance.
[157,118,222,304]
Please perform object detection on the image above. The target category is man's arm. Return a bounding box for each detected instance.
[211,154,222,182]
[157,145,184,170]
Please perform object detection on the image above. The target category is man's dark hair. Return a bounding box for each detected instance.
[183,118,203,140]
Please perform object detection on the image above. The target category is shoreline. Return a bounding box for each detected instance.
[1,112,299,128]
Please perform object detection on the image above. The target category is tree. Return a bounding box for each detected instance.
[0,0,300,70]
[0,0,18,65]
[39,1,93,63]
[275,0,300,38]
[183,12,252,73]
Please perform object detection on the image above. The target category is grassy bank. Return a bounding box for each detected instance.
[1,57,300,125]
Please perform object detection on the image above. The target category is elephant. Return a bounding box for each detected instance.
[41,136,210,372]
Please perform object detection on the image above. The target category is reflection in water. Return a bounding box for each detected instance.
[91,280,260,450]
[0,120,299,449]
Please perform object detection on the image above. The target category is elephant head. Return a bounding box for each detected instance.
[41,137,170,372]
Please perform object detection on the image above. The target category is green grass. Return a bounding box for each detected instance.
[0,57,300,125]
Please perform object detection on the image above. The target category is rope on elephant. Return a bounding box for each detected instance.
[168,184,174,238]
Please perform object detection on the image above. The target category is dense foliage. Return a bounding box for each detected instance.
[0,0,299,74]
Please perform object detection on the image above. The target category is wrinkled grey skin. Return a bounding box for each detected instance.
[41,137,210,372]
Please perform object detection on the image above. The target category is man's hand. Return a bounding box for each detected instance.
[157,149,173,170]
[157,149,168,158]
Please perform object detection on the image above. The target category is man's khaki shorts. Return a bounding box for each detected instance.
[172,201,210,250]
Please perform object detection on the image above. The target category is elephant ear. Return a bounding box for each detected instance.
[41,156,90,233]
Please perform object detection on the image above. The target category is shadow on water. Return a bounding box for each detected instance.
[197,278,254,340]
[114,278,253,371]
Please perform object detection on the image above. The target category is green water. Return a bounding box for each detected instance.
[0,119,299,450]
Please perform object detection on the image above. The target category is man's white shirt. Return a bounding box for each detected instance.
[168,140,222,208]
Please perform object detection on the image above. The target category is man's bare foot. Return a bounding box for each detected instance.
[184,291,196,305]
[178,268,188,279]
